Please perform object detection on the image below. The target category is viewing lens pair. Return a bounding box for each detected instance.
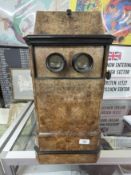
[46,53,93,73]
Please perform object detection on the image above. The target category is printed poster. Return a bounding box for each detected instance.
[100,100,130,135]
[70,0,101,11]
[101,45,131,135]
[70,0,131,45]
[0,0,69,46]
[103,45,131,99]
[101,0,131,45]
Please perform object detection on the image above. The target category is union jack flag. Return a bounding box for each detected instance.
[108,52,122,60]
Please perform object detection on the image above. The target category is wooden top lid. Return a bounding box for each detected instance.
[34,10,104,35]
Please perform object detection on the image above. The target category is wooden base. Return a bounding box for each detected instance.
[38,133,100,151]
[37,153,99,164]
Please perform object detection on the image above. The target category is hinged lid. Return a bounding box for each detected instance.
[34,11,104,35]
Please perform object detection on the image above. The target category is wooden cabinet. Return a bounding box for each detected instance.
[25,11,114,164]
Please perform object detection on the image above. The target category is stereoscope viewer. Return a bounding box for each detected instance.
[24,10,114,163]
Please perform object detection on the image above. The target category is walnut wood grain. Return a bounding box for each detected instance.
[38,133,100,151]
[37,153,99,164]
[29,11,108,163]
[35,11,104,34]
[35,79,104,133]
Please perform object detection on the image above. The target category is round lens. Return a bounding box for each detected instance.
[72,53,93,73]
[46,53,66,73]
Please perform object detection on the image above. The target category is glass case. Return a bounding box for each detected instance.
[17,165,124,175]
[0,102,30,139]
[0,102,131,175]
[0,101,32,175]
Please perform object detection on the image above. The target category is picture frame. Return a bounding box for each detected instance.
[11,69,34,101]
